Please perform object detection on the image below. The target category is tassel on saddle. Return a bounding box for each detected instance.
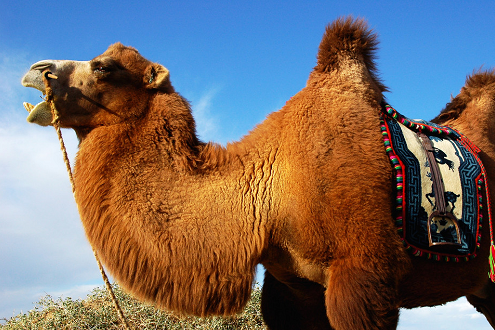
[417,131,462,249]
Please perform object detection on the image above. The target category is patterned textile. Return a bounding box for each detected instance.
[380,104,488,261]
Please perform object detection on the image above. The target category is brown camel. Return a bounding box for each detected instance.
[20,17,495,329]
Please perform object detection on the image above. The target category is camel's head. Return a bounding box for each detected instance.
[22,43,174,133]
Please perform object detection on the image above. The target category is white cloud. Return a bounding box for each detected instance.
[0,121,103,319]
[398,298,491,329]
[190,86,221,143]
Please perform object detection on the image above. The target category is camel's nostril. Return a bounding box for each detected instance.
[30,61,53,71]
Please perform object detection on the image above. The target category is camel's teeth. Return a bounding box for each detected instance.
[23,102,34,113]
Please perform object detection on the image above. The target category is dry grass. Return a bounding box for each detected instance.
[0,284,266,329]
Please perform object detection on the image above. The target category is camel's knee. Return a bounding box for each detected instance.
[325,261,399,330]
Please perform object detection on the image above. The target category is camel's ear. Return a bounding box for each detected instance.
[145,63,174,92]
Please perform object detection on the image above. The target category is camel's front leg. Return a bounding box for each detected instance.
[325,258,401,330]
[261,271,333,330]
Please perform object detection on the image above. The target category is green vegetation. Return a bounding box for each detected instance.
[1,284,267,329]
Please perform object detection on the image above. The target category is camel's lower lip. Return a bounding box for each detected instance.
[23,100,53,126]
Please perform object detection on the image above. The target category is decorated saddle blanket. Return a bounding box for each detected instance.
[380,104,489,261]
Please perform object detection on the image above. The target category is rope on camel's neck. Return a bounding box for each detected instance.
[45,86,75,194]
[43,75,133,330]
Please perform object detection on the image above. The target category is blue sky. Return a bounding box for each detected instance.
[1,0,495,328]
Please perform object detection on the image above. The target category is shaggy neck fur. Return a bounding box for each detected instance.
[74,93,270,315]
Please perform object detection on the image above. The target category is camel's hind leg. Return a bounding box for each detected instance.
[261,271,333,330]
[467,280,495,328]
[325,259,400,330]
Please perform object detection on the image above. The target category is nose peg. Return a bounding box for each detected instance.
[44,71,58,80]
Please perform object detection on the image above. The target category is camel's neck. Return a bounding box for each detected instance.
[445,101,495,155]
[441,101,495,195]
[72,93,269,315]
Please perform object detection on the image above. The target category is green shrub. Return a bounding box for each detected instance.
[1,284,266,329]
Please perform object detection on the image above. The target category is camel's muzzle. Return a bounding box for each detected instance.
[22,60,56,93]
[21,60,60,126]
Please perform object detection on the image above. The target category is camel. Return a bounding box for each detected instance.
[20,17,495,329]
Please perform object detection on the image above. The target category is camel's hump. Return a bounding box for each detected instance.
[314,16,379,75]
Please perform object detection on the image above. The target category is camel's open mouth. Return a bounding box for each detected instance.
[22,63,56,126]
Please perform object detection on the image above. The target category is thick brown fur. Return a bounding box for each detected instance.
[315,16,388,94]
[21,17,495,329]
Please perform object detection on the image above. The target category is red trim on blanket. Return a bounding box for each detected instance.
[459,134,495,281]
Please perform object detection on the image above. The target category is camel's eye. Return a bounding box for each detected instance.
[91,59,116,78]
[94,66,112,77]
[95,66,108,73]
